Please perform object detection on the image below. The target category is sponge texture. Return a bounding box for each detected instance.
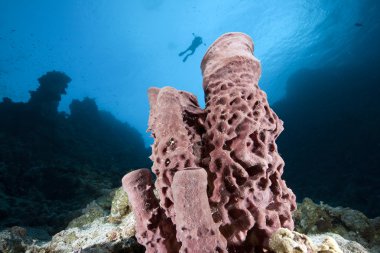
[201,32,296,248]
[123,32,296,251]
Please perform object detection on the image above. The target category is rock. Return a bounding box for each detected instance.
[0,214,141,253]
[0,226,32,253]
[269,228,344,253]
[269,228,324,253]
[309,233,368,253]
[43,214,140,253]
[108,187,131,224]
[294,198,380,250]
[67,201,106,229]
[0,185,143,253]
[28,71,71,118]
[340,209,370,234]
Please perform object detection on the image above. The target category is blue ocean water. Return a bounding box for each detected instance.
[1,0,377,144]
[0,0,379,231]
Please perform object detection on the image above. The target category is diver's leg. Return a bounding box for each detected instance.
[183,50,195,62]
[179,47,190,56]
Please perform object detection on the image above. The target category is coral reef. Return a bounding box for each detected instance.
[123,32,296,251]
[0,186,141,253]
[28,71,71,118]
[0,190,377,252]
[293,198,380,251]
[0,71,151,233]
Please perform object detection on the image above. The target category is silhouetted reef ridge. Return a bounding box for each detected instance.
[0,71,151,234]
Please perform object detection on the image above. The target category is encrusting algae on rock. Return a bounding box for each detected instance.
[269,228,343,253]
[108,187,131,224]
[0,193,377,252]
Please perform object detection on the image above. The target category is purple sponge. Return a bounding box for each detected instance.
[122,169,180,252]
[123,32,296,252]
[148,87,205,221]
[172,168,227,253]
[201,33,296,249]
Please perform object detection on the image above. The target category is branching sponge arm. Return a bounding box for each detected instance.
[122,169,180,253]
[172,168,227,253]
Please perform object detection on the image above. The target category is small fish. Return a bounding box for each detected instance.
[355,22,363,27]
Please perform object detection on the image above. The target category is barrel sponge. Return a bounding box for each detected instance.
[201,32,296,248]
[124,32,296,252]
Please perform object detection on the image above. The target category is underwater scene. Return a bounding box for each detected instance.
[0,1,379,252]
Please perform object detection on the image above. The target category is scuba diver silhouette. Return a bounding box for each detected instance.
[179,33,206,62]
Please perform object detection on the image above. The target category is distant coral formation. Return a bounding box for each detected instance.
[28,71,71,117]
[123,33,296,252]
[0,71,150,233]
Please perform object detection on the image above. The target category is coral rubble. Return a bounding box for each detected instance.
[294,198,380,251]
[269,228,343,253]
[0,191,377,252]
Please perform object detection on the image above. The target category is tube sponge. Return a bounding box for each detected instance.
[122,169,180,252]
[172,168,227,253]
